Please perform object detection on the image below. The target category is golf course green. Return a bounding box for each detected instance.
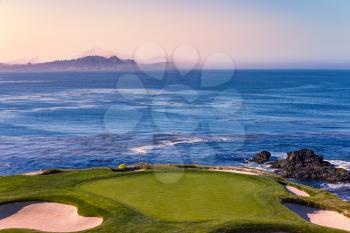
[0,166,349,233]
[79,171,287,221]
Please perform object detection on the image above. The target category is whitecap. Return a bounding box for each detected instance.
[327,160,350,171]
[320,182,350,201]
[271,151,287,160]
[128,135,239,155]
[129,136,196,154]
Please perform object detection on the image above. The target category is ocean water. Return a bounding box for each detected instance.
[0,70,350,199]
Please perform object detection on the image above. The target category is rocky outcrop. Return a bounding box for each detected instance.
[271,148,350,183]
[249,151,271,164]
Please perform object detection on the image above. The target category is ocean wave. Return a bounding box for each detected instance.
[129,137,206,155]
[270,151,287,160]
[0,88,117,104]
[322,182,350,191]
[327,160,350,171]
[129,135,234,155]
[0,80,53,84]
[116,88,164,96]
[320,182,350,201]
[30,104,98,112]
[245,162,275,172]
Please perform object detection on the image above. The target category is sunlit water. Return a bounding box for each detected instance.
[0,70,350,199]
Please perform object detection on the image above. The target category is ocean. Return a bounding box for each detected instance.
[1,70,350,199]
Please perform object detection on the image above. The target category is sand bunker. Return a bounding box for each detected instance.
[285,203,350,232]
[209,167,261,176]
[22,170,44,176]
[286,185,310,197]
[0,202,103,232]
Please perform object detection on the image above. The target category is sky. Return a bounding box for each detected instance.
[0,0,350,68]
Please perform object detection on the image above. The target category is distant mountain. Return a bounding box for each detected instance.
[0,56,137,72]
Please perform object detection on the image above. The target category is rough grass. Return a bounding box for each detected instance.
[0,166,349,233]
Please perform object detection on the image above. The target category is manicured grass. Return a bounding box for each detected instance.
[0,166,349,233]
[79,171,288,221]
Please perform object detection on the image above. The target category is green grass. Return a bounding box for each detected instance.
[79,171,287,221]
[0,166,349,233]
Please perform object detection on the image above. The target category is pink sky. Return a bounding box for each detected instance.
[1,0,349,68]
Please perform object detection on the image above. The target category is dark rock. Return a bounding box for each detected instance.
[272,148,350,183]
[286,148,323,164]
[271,159,287,169]
[249,151,271,164]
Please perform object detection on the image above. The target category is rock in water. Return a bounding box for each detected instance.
[249,151,271,164]
[271,148,350,183]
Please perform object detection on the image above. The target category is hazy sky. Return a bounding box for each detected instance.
[1,0,350,68]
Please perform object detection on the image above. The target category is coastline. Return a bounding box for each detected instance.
[20,164,269,176]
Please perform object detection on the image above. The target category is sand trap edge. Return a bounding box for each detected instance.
[286,185,310,197]
[284,203,350,232]
[0,201,103,233]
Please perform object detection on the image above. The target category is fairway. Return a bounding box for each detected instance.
[79,171,287,221]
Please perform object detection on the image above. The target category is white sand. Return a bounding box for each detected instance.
[208,167,262,176]
[22,170,44,176]
[135,169,146,172]
[285,203,350,232]
[0,202,103,232]
[286,185,310,197]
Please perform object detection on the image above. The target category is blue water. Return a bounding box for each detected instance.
[1,70,350,187]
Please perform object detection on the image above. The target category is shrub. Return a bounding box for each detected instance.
[118,163,126,171]
[40,169,63,175]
